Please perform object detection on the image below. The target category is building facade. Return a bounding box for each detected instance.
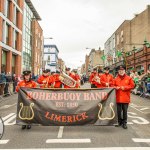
[31,19,43,75]
[104,33,115,66]
[0,0,23,75]
[104,5,150,73]
[22,0,41,72]
[57,58,65,72]
[43,45,59,72]
[126,44,150,73]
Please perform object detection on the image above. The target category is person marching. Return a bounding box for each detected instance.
[71,70,81,88]
[63,68,75,88]
[101,67,114,87]
[89,68,98,88]
[53,70,62,88]
[16,70,37,130]
[114,65,135,129]
[95,70,103,88]
[37,69,55,88]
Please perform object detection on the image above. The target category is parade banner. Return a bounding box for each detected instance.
[16,88,117,126]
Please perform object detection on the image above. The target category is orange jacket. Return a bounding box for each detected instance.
[114,74,135,103]
[89,72,98,85]
[37,75,55,88]
[100,73,114,87]
[53,74,62,88]
[16,80,37,92]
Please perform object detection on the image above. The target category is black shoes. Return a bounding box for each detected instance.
[22,125,26,130]
[122,124,128,129]
[115,122,122,127]
[27,125,31,129]
[115,123,127,129]
[21,125,32,130]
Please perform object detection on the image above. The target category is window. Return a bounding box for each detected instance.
[14,31,18,50]
[16,9,19,27]
[2,20,5,43]
[6,23,9,45]
[48,55,50,61]
[2,50,7,73]
[6,0,10,18]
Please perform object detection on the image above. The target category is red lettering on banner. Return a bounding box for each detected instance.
[45,112,89,123]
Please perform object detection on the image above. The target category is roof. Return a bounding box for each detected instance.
[25,0,41,20]
[44,45,59,53]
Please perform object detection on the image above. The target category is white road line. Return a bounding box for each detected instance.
[132,138,150,143]
[57,126,64,138]
[1,147,150,150]
[0,140,9,144]
[2,113,15,121]
[129,105,145,114]
[46,139,91,143]
[0,103,17,110]
[4,114,16,125]
[140,108,149,111]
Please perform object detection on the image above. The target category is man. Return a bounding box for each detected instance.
[53,70,62,88]
[71,70,81,88]
[101,67,114,87]
[114,65,135,129]
[64,68,75,88]
[95,70,103,88]
[37,69,55,88]
[89,68,97,88]
[16,71,37,130]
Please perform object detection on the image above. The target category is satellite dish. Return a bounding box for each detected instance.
[0,117,4,139]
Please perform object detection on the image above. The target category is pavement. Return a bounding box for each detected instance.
[0,83,150,149]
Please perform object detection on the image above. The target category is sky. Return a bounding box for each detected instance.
[31,0,150,69]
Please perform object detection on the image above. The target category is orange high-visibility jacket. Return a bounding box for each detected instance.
[114,74,135,103]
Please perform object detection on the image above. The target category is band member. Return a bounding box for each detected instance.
[95,70,103,88]
[114,65,135,129]
[16,70,37,130]
[53,70,62,88]
[71,70,81,88]
[37,69,55,88]
[89,68,98,88]
[64,68,75,88]
[101,67,114,87]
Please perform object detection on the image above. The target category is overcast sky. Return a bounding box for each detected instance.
[31,0,149,69]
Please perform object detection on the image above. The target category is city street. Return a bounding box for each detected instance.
[0,83,150,149]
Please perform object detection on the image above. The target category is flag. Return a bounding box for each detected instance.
[116,51,122,57]
[101,55,106,60]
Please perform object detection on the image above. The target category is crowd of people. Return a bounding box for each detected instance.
[129,69,150,97]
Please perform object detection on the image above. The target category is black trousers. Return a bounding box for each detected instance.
[117,103,129,124]
[91,84,97,88]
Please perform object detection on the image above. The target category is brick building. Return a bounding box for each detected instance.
[31,19,43,75]
[126,44,150,73]
[0,0,23,75]
[22,0,42,73]
[104,5,150,72]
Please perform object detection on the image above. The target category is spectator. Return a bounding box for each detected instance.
[0,72,6,95]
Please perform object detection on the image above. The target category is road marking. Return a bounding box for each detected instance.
[46,139,91,143]
[0,140,9,144]
[132,138,150,143]
[1,147,150,150]
[4,114,16,125]
[0,103,16,110]
[2,113,15,121]
[57,126,64,138]
[129,105,145,114]
[130,103,150,114]
[140,108,149,111]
